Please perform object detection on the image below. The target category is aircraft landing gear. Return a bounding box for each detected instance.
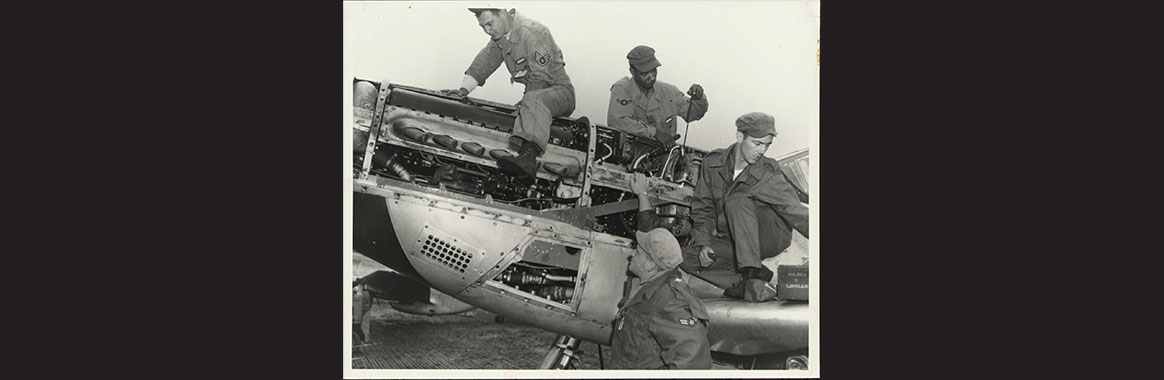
[353,283,373,343]
[537,335,581,369]
[785,354,809,370]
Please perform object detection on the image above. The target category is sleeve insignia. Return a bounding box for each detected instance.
[617,99,631,106]
[534,51,549,66]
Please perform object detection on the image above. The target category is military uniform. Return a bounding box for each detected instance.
[681,142,810,289]
[607,77,708,143]
[610,268,712,369]
[464,9,574,153]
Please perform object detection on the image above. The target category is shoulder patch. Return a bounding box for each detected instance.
[534,51,548,66]
[617,98,631,106]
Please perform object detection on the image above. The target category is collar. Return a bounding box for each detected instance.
[706,143,738,169]
[628,268,682,303]
[504,10,523,44]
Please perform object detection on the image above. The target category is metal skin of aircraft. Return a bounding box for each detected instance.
[350,79,811,370]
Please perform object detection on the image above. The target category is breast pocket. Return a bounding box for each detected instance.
[505,47,530,75]
[639,102,663,127]
[662,114,676,132]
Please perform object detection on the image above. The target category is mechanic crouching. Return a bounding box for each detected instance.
[609,173,712,369]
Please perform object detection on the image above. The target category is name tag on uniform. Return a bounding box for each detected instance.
[678,318,697,326]
[516,57,526,64]
[664,116,674,124]
[617,316,625,331]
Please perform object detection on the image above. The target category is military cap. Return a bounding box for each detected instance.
[735,112,778,138]
[627,45,662,72]
[635,228,683,270]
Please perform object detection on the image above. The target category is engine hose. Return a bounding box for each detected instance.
[380,154,412,181]
[631,153,649,171]
[660,145,683,180]
[542,274,577,283]
[596,142,613,164]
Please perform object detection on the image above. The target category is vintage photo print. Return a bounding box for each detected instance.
[344,1,819,377]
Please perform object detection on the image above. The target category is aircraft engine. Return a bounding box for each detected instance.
[495,264,578,303]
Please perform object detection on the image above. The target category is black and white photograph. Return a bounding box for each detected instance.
[344,1,819,377]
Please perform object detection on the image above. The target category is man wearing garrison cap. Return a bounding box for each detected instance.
[442,8,576,180]
[680,112,809,302]
[609,172,711,369]
[607,45,708,148]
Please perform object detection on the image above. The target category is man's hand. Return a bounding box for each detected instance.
[654,126,676,148]
[687,84,704,100]
[630,172,649,195]
[698,245,716,267]
[440,88,469,98]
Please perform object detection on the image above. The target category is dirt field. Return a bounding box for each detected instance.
[352,300,609,369]
[351,299,738,370]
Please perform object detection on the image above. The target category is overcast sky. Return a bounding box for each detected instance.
[344,1,819,159]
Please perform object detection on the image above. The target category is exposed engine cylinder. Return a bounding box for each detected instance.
[495,265,578,303]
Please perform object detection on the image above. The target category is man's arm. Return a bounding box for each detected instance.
[464,43,504,91]
[688,158,717,248]
[607,83,655,138]
[675,84,708,122]
[521,26,563,86]
[630,172,664,232]
[754,165,809,237]
[650,296,712,369]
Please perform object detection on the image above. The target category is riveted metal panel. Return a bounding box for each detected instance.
[571,234,635,334]
[383,188,533,296]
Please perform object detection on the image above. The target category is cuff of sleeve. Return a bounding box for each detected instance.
[690,233,709,248]
[460,74,479,93]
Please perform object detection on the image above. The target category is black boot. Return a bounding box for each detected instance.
[724,267,772,299]
[498,139,540,179]
[723,281,745,299]
[751,266,774,282]
[723,267,754,299]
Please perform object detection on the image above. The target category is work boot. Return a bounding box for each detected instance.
[723,267,771,299]
[498,138,541,179]
[743,266,778,302]
[751,266,774,283]
[723,267,750,299]
[723,280,745,299]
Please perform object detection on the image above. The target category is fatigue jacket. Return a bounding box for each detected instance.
[689,143,810,253]
[610,268,712,369]
[465,10,573,92]
[607,77,708,141]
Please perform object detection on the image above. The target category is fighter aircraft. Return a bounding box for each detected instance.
[350,79,811,369]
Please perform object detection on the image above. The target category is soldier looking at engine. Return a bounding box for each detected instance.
[609,172,712,369]
[607,45,708,148]
[442,8,576,181]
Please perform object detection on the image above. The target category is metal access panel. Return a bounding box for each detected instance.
[414,227,484,279]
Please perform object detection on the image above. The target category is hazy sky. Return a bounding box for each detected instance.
[344,1,819,159]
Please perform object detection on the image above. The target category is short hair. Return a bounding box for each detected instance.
[469,8,503,17]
